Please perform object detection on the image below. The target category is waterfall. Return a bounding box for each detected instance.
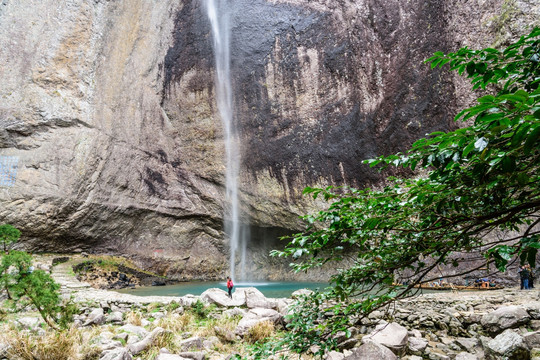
[205,0,246,281]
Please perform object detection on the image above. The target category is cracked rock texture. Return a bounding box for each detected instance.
[0,0,538,280]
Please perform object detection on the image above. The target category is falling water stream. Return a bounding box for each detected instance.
[205,0,246,281]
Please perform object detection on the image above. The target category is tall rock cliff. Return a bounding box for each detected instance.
[0,0,538,280]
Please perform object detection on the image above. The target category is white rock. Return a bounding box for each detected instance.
[454,352,477,360]
[481,306,530,334]
[363,322,408,355]
[84,308,105,326]
[408,337,428,355]
[485,329,529,359]
[100,348,133,360]
[235,308,283,336]
[200,288,245,307]
[456,337,478,352]
[276,298,294,316]
[106,311,124,324]
[128,327,166,355]
[179,295,200,307]
[291,289,313,299]
[344,340,397,359]
[178,336,204,351]
[152,311,166,320]
[155,355,190,360]
[326,350,345,360]
[223,307,247,318]
[16,317,41,329]
[241,287,277,309]
[118,324,149,340]
[523,330,540,349]
[177,351,205,360]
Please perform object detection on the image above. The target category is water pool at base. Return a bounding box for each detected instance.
[116,281,328,299]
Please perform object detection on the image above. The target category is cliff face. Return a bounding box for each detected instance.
[0,0,538,280]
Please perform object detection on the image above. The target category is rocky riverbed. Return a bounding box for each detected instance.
[0,257,539,359]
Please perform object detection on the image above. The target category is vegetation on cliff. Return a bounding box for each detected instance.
[260,27,540,357]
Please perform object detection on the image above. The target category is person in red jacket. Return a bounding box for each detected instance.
[226,276,234,298]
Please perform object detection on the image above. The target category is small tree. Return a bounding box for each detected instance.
[0,224,21,253]
[0,225,74,329]
[6,253,62,329]
[0,224,21,299]
[266,27,540,356]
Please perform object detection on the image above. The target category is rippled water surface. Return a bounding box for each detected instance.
[117,281,328,298]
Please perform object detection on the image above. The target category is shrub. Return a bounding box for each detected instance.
[2,327,79,360]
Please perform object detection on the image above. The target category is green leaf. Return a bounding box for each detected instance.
[512,123,532,147]
[454,109,468,121]
[476,62,487,74]
[466,62,476,76]
[527,248,538,268]
[501,156,516,172]
[478,95,495,103]
[523,125,540,155]
[462,141,475,157]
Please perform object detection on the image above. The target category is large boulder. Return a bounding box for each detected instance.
[363,322,408,355]
[235,308,283,336]
[481,306,530,335]
[484,329,530,360]
[242,287,277,309]
[344,340,397,360]
[200,288,245,307]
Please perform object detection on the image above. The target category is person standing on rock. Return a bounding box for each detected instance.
[527,264,534,289]
[520,265,530,290]
[518,266,525,289]
[226,276,234,298]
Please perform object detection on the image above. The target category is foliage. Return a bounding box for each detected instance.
[0,225,76,330]
[269,27,540,355]
[2,251,62,329]
[190,299,214,320]
[248,293,338,359]
[0,224,21,252]
[165,300,181,313]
